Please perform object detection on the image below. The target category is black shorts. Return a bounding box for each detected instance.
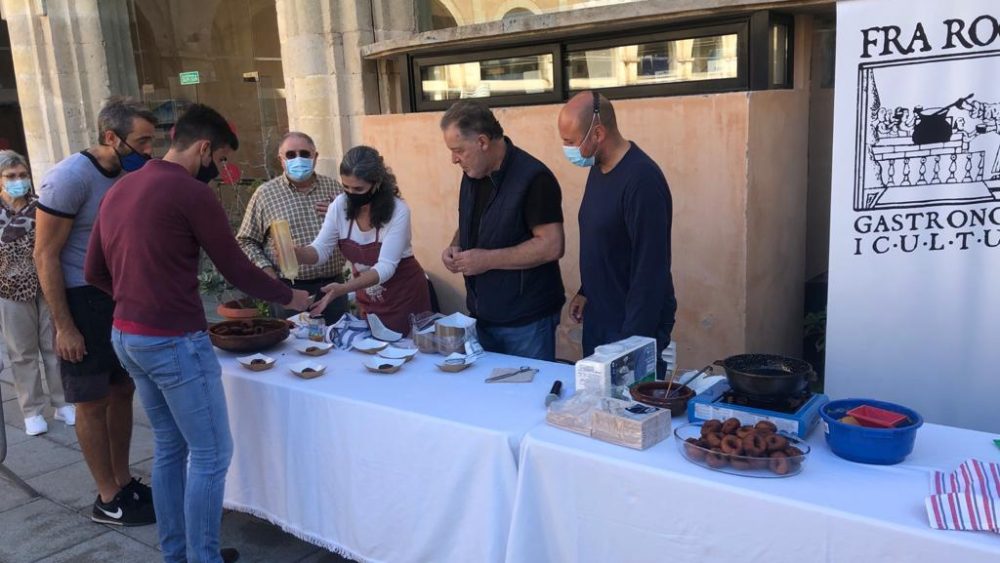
[60,286,132,403]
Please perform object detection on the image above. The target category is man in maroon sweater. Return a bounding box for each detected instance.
[85,104,310,563]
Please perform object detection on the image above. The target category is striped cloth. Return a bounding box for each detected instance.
[925,459,1000,533]
[326,313,372,350]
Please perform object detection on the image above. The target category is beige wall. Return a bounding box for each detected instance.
[746,89,808,356]
[743,15,813,357]
[361,93,753,368]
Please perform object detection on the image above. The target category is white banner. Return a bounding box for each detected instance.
[827,0,1000,432]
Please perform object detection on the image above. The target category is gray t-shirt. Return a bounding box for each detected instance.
[37,151,121,288]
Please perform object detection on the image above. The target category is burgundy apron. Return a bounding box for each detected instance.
[338,222,432,335]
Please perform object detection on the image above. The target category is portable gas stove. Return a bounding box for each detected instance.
[687,380,828,438]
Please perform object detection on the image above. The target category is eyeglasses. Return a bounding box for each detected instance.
[1,172,29,180]
[284,150,313,159]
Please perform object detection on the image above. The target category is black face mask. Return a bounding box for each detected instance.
[196,159,219,184]
[346,190,375,208]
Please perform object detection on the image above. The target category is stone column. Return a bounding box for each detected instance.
[1,0,138,178]
[275,0,415,175]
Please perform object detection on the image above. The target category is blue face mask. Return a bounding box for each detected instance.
[286,157,315,182]
[116,138,150,172]
[562,116,598,167]
[562,145,595,168]
[4,178,31,198]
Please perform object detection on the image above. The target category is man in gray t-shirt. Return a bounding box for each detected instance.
[38,152,121,288]
[33,97,159,527]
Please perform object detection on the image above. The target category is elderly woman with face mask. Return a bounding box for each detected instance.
[0,150,71,436]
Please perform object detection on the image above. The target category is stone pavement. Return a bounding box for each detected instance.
[0,370,354,563]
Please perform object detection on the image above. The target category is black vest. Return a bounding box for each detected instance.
[458,141,565,325]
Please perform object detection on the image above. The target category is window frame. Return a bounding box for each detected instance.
[409,44,564,112]
[405,12,792,112]
[563,22,750,100]
[749,11,795,90]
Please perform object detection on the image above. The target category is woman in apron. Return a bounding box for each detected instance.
[295,146,431,334]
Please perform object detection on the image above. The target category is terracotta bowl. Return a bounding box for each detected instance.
[216,299,261,321]
[208,318,290,354]
[629,382,696,416]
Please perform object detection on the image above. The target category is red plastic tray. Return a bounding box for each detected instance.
[847,404,908,428]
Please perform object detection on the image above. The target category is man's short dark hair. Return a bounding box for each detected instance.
[171,104,239,151]
[440,101,504,140]
[97,96,158,144]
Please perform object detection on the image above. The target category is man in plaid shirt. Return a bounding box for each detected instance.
[237,131,348,323]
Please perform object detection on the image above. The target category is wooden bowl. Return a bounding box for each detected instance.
[209,319,290,354]
[629,382,696,416]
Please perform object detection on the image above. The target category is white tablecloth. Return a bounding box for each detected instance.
[507,422,1000,562]
[218,341,574,563]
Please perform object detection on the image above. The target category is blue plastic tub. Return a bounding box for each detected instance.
[819,398,923,465]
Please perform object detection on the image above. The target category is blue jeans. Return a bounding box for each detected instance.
[112,329,233,563]
[477,312,559,361]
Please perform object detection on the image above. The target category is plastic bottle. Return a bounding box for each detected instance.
[270,219,299,283]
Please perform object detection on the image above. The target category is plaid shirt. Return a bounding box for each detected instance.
[237,173,346,281]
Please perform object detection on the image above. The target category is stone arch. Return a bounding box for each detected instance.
[424,0,464,29]
[494,0,542,21]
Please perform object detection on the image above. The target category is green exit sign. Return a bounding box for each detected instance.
[178,71,200,85]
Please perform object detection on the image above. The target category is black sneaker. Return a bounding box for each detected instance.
[91,489,156,526]
[221,548,240,562]
[123,477,154,506]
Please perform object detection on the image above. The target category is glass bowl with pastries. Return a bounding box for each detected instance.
[674,418,810,478]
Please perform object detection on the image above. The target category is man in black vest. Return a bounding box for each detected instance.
[440,101,566,361]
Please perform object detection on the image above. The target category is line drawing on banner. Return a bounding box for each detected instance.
[854,49,1000,211]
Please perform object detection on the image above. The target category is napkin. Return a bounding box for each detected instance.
[925,458,1000,533]
[327,313,372,350]
[485,367,537,383]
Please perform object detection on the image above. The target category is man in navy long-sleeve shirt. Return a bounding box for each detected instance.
[558,91,677,377]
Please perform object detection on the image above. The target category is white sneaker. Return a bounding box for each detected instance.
[25,415,48,436]
[54,405,76,426]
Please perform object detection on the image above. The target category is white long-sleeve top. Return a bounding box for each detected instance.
[309,194,414,284]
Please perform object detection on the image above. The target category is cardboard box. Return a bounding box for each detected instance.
[591,397,671,450]
[574,336,657,399]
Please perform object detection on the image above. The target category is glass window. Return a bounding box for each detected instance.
[127,0,287,181]
[416,0,646,32]
[419,53,555,102]
[567,34,739,90]
[770,22,789,87]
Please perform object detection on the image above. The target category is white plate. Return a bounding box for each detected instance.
[294,341,334,355]
[364,356,406,370]
[436,352,478,372]
[367,314,403,342]
[352,337,389,353]
[236,353,276,370]
[288,360,326,378]
[378,346,418,360]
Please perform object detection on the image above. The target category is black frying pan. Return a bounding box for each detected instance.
[714,354,815,400]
